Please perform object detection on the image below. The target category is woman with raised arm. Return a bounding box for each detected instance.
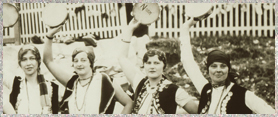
[8,44,59,114]
[179,18,275,114]
[43,26,133,114]
[118,19,198,114]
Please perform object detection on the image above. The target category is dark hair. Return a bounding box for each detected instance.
[18,45,41,72]
[72,46,95,70]
[142,49,167,69]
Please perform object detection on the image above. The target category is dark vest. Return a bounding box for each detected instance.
[134,78,178,114]
[9,76,59,114]
[59,73,116,114]
[198,83,253,114]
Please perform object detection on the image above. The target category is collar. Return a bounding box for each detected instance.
[212,83,225,89]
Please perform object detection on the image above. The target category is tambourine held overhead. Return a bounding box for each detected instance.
[3,3,19,28]
[133,3,160,25]
[42,4,69,27]
[185,3,214,21]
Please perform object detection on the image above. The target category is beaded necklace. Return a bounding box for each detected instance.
[74,76,93,112]
[132,77,169,114]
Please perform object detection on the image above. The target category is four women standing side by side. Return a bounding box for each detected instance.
[4,15,274,115]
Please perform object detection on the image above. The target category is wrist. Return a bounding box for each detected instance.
[46,35,54,40]
[121,39,131,43]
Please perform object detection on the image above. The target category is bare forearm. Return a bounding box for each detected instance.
[180,25,208,93]
[118,27,134,58]
[43,38,54,64]
[121,102,133,114]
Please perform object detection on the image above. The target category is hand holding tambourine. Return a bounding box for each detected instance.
[42,4,69,28]
[3,3,19,28]
[132,3,160,25]
[185,3,214,21]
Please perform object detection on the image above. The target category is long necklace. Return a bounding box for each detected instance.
[213,86,226,114]
[25,80,31,114]
[78,77,92,87]
[75,76,93,112]
[25,80,42,114]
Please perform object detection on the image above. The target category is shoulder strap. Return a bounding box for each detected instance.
[10,76,21,109]
[51,82,59,114]
[99,73,115,114]
[59,75,79,113]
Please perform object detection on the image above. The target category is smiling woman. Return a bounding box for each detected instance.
[117,18,198,114]
[179,18,275,114]
[7,45,60,114]
[43,25,133,114]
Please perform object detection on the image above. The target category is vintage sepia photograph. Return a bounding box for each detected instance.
[2,3,275,114]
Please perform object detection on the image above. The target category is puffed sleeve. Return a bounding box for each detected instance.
[175,88,196,107]
[245,91,275,114]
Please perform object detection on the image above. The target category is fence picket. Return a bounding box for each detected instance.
[3,3,275,45]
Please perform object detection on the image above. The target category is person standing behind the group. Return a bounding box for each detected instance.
[118,18,198,114]
[8,45,60,114]
[43,26,133,114]
[179,18,275,114]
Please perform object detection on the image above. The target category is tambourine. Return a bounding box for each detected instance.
[185,4,214,21]
[42,4,68,27]
[3,3,19,28]
[133,3,160,25]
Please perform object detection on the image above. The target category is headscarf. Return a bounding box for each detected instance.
[206,50,231,71]
[206,50,238,84]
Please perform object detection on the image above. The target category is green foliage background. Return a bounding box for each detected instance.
[149,34,275,108]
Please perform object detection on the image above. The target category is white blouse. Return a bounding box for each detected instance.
[68,73,102,114]
[207,83,275,114]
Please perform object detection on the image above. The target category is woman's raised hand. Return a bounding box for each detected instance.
[127,18,141,31]
[181,17,198,31]
[46,25,63,38]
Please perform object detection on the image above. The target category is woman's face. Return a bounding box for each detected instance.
[20,51,38,76]
[144,55,164,79]
[208,62,229,84]
[73,52,92,76]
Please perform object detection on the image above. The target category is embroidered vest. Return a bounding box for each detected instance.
[198,83,253,114]
[59,73,116,114]
[134,78,178,114]
[9,76,59,114]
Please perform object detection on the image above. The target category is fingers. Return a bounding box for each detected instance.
[47,25,63,37]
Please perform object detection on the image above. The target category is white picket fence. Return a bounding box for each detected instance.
[4,3,127,44]
[149,3,275,38]
[3,3,275,45]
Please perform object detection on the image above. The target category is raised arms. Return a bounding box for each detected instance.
[179,18,208,94]
[43,26,72,86]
